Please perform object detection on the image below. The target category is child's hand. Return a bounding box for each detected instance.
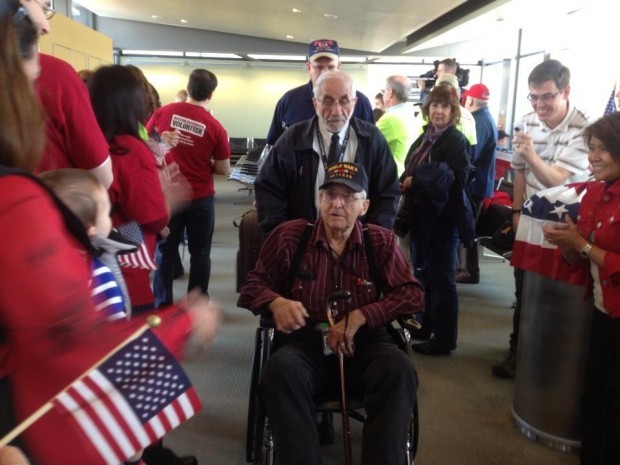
[180,289,222,357]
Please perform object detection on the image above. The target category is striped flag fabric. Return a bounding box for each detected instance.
[90,257,129,321]
[52,329,202,465]
[511,183,589,286]
[116,221,158,270]
[604,86,617,115]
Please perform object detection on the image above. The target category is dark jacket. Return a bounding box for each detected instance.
[402,125,472,244]
[468,106,498,201]
[255,116,399,235]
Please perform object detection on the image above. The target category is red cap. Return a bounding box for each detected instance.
[465,83,490,101]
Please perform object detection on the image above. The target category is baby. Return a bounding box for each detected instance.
[39,169,136,320]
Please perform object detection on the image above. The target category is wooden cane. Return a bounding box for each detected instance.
[338,347,353,465]
[326,291,353,465]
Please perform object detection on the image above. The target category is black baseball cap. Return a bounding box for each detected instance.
[320,162,368,192]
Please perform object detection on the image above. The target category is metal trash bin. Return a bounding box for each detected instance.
[512,270,592,452]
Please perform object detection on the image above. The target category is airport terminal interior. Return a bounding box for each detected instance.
[162,176,580,465]
[8,0,620,463]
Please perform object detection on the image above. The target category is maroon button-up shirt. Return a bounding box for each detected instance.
[238,218,424,329]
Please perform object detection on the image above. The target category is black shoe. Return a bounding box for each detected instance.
[316,411,335,445]
[492,351,517,379]
[177,457,198,465]
[412,340,453,356]
[409,326,432,341]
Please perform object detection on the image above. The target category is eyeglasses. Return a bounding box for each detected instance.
[526,90,562,103]
[35,0,55,19]
[321,189,364,206]
[316,97,355,109]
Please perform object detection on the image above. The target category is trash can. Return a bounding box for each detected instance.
[512,270,592,452]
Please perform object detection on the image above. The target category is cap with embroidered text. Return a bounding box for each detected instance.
[320,162,368,192]
[308,39,340,62]
[466,83,490,101]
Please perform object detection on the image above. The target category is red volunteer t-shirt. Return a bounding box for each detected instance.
[147,102,230,199]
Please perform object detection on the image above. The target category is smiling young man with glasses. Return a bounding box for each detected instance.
[266,39,374,145]
[492,59,592,379]
[255,71,399,236]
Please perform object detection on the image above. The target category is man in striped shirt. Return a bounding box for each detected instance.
[493,59,591,378]
[239,162,424,465]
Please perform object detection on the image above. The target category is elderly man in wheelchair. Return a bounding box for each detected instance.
[238,162,425,465]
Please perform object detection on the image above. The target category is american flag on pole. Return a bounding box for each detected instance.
[511,183,589,286]
[116,221,158,270]
[604,86,617,115]
[52,329,202,465]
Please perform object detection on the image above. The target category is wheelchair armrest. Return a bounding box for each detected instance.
[390,319,412,355]
[259,311,275,328]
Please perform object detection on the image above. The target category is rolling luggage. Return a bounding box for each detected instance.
[235,209,264,292]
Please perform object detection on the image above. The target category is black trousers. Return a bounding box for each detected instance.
[580,307,620,465]
[261,326,417,465]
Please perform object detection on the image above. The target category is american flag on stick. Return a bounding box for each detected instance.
[604,85,617,115]
[0,322,201,465]
[116,221,158,270]
[53,329,201,464]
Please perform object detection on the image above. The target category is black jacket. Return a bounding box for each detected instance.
[402,125,473,244]
[255,116,399,235]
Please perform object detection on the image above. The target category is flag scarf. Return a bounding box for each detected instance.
[511,183,589,286]
[604,86,617,115]
[52,329,202,465]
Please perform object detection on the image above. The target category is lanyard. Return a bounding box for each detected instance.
[316,124,351,170]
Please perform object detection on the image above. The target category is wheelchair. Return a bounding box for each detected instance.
[245,313,419,465]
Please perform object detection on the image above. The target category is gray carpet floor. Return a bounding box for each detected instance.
[161,175,578,465]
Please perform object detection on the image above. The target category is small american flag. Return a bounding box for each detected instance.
[116,221,158,270]
[53,330,202,465]
[604,86,617,115]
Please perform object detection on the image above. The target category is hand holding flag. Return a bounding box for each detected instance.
[0,316,202,465]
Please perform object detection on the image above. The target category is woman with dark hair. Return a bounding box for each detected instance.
[88,64,183,313]
[544,111,620,465]
[398,85,471,355]
[0,4,219,463]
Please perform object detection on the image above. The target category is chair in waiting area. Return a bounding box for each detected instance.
[245,313,419,465]
[475,176,514,262]
[229,137,251,164]
[227,145,270,204]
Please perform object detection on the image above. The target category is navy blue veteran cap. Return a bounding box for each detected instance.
[308,39,339,61]
[320,162,368,192]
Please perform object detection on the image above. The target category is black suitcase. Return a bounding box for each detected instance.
[235,209,264,292]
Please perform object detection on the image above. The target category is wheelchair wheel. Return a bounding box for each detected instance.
[246,327,271,463]
[406,398,419,465]
[260,417,275,465]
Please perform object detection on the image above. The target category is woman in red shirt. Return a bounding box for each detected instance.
[89,65,177,312]
[544,112,620,465]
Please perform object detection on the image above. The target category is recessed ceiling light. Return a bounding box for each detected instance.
[185,52,243,59]
[286,35,294,39]
[247,54,306,61]
[324,13,338,19]
[180,19,188,23]
[122,50,184,57]
[292,8,301,13]
[151,15,162,19]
